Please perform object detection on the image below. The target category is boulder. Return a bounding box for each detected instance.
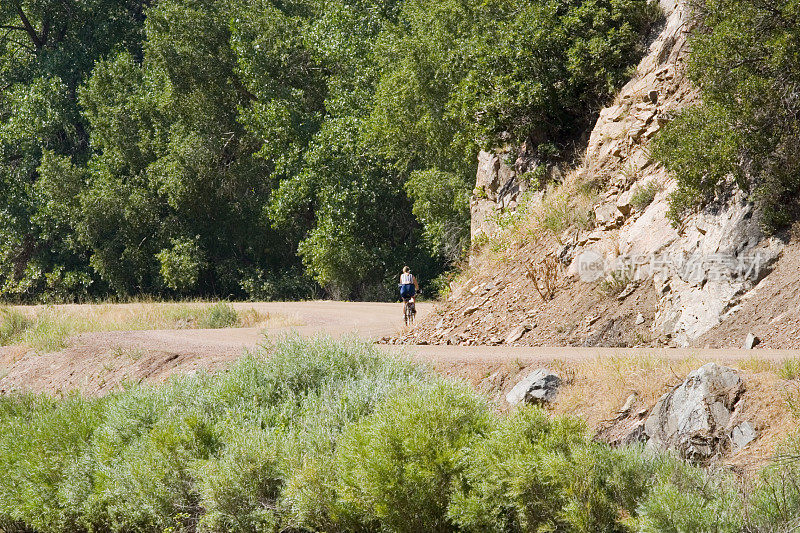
[504,324,531,344]
[644,363,746,463]
[743,333,760,350]
[506,368,561,406]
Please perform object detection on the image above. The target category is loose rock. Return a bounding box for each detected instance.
[463,305,480,316]
[644,363,746,463]
[731,421,757,452]
[506,368,561,406]
[743,333,760,350]
[504,324,531,344]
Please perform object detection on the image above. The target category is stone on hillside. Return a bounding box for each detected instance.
[619,393,638,417]
[731,421,757,452]
[644,363,746,463]
[463,305,480,316]
[594,203,622,228]
[506,368,561,406]
[504,324,531,344]
[616,190,633,217]
[636,313,645,325]
[743,333,760,350]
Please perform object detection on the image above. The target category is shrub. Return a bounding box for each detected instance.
[197,424,284,532]
[13,337,800,532]
[201,302,239,329]
[450,407,651,533]
[336,380,491,533]
[634,458,743,532]
[448,407,586,532]
[0,394,104,532]
[598,268,633,297]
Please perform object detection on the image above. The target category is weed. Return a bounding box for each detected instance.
[201,302,239,329]
[598,269,632,298]
[525,256,560,301]
[779,359,800,380]
[630,181,661,211]
[0,308,30,345]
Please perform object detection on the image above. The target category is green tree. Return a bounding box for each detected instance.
[76,0,308,298]
[0,0,147,300]
[368,0,657,262]
[652,0,800,230]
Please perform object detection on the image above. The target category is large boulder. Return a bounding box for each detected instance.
[506,368,561,406]
[644,363,750,462]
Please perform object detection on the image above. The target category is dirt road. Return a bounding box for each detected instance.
[1,300,799,395]
[0,301,433,394]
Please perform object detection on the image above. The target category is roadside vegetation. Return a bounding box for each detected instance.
[0,302,283,351]
[2,336,800,532]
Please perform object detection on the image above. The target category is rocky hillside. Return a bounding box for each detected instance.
[392,0,794,349]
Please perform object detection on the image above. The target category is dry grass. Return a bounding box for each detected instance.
[0,302,297,352]
[550,352,703,427]
[477,169,599,268]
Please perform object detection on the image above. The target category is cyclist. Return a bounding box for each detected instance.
[399,266,420,324]
[399,266,420,301]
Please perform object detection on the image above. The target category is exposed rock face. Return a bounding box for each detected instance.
[528,0,783,346]
[470,145,544,240]
[644,363,751,462]
[506,368,561,406]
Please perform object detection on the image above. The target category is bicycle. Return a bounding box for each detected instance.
[402,296,416,326]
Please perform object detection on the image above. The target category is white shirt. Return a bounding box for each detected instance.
[400,273,413,284]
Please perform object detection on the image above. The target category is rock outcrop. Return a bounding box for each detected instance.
[471,148,541,240]
[506,368,561,406]
[644,363,754,462]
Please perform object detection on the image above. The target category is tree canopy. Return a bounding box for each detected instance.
[0,0,657,301]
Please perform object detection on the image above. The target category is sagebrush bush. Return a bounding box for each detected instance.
[197,424,284,532]
[5,336,800,532]
[336,380,491,533]
[633,458,743,532]
[0,395,104,532]
[449,407,651,533]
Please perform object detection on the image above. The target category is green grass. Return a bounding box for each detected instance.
[598,269,632,298]
[778,359,800,380]
[0,302,275,352]
[2,336,800,531]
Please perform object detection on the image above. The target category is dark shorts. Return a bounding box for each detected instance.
[399,284,415,299]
